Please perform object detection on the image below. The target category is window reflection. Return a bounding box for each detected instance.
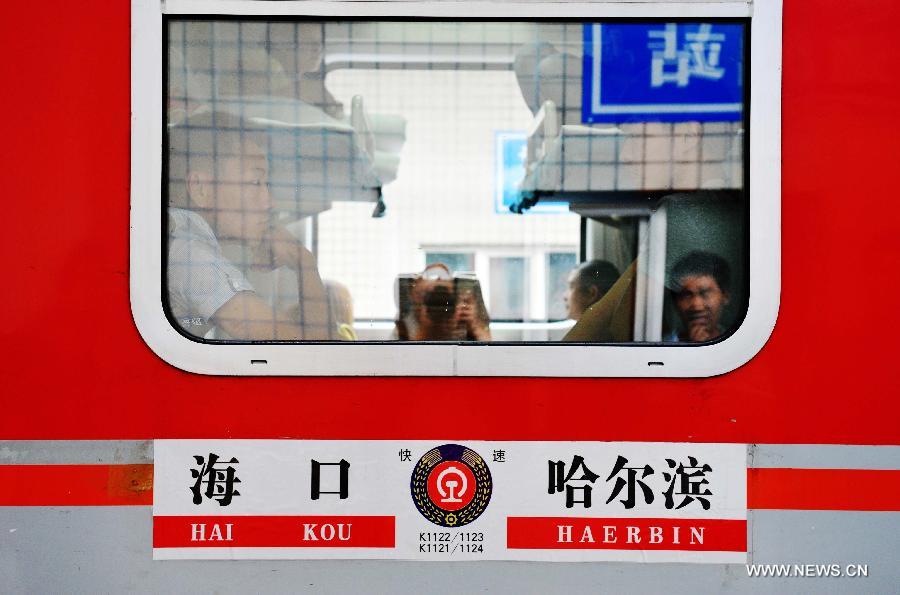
[165,19,747,344]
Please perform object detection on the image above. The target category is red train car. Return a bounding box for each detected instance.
[1,0,898,591]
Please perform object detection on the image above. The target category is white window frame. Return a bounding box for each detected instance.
[131,0,781,377]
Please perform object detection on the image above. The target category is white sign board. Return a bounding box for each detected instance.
[154,440,747,563]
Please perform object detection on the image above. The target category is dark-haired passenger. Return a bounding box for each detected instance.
[563,260,621,321]
[667,251,731,342]
[168,111,334,340]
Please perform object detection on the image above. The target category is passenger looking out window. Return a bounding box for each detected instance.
[666,251,731,342]
[563,259,621,321]
[167,112,336,340]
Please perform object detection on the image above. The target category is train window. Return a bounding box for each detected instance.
[131,1,781,376]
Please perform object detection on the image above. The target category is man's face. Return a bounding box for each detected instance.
[563,270,597,320]
[674,274,729,340]
[199,139,272,245]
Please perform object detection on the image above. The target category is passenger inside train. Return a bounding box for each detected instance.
[167,111,335,340]
[165,20,747,344]
[666,251,731,343]
[564,260,621,322]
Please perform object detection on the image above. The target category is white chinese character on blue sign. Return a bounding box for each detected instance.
[582,23,744,123]
[648,24,726,88]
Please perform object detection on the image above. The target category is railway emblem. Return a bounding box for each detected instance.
[410,444,492,527]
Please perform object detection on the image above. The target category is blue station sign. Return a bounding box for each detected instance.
[582,23,744,123]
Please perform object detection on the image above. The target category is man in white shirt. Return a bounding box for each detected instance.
[167,111,334,340]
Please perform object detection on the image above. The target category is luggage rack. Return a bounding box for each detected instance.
[511,99,743,215]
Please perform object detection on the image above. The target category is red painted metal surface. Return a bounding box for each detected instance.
[4,465,898,511]
[0,1,897,445]
[747,468,900,512]
[0,465,153,506]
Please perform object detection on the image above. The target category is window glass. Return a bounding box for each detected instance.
[425,252,475,275]
[546,252,578,321]
[489,256,529,321]
[165,18,747,344]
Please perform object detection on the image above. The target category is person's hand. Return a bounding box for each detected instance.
[456,295,490,341]
[252,226,312,271]
[687,321,713,342]
[454,297,475,327]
